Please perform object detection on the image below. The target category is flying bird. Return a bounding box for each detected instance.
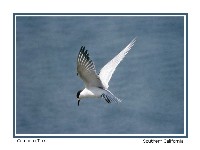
[76,38,136,106]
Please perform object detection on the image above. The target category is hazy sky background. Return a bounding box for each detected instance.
[16,15,184,134]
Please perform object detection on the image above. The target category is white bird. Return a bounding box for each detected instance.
[76,37,136,106]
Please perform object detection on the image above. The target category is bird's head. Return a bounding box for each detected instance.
[76,90,83,106]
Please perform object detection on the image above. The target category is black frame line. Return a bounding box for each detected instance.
[13,13,188,138]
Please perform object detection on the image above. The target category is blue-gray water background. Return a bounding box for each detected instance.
[16,16,184,134]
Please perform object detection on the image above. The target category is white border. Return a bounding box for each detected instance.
[14,14,187,137]
[183,15,187,137]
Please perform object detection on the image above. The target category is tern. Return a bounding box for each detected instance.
[76,38,136,106]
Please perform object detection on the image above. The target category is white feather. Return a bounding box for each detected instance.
[77,46,104,89]
[99,37,137,89]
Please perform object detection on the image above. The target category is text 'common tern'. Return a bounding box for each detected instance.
[76,38,136,106]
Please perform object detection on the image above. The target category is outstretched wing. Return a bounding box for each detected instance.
[101,89,122,103]
[77,46,104,88]
[99,38,137,89]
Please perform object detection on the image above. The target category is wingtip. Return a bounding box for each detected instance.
[127,37,137,48]
[80,46,85,51]
[132,37,137,43]
[80,46,89,56]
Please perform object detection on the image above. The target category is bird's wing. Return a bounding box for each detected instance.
[77,46,104,88]
[101,89,122,103]
[99,38,136,89]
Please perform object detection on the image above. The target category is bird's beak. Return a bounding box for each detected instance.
[78,99,80,106]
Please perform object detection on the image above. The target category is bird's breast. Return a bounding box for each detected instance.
[80,87,104,99]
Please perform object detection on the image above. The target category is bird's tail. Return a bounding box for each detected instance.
[101,89,122,103]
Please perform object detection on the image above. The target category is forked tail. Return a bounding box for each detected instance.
[101,89,122,103]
